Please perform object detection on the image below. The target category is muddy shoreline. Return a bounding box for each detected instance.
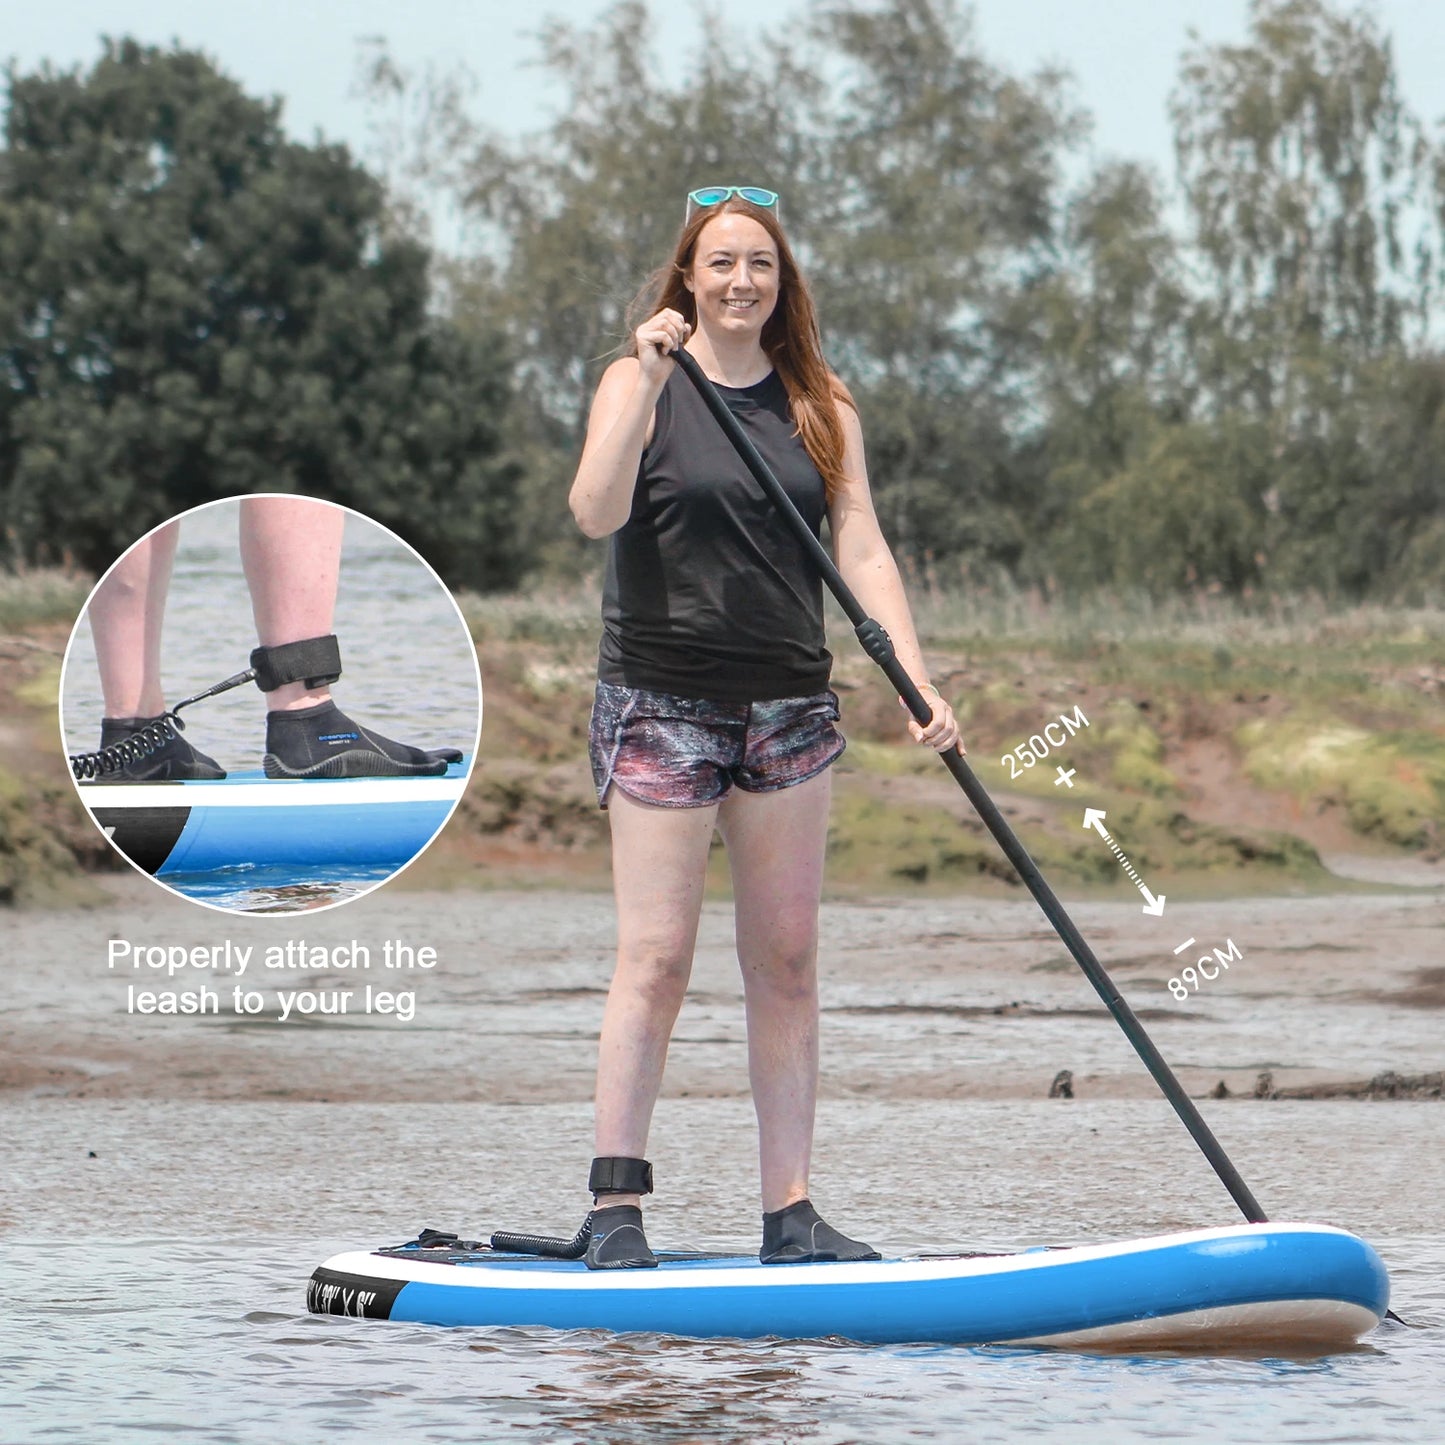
[7,872,1440,1107]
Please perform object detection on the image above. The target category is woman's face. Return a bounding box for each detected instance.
[685,212,780,343]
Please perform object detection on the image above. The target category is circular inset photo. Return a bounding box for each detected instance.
[59,495,480,913]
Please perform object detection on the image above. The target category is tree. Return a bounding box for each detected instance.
[800,0,1079,568]
[357,0,1080,579]
[352,0,1443,597]
[1172,0,1435,411]
[1170,0,1444,595]
[0,39,522,589]
[1029,161,1198,589]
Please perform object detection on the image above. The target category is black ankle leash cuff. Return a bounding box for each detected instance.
[588,1156,653,1198]
[250,634,342,693]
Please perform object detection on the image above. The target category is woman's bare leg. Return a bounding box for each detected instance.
[238,496,344,712]
[238,496,460,777]
[592,788,719,1208]
[89,523,181,717]
[717,770,832,1212]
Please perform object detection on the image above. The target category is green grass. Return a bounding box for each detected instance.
[901,582,1445,653]
[458,586,600,650]
[1239,717,1445,849]
[0,569,92,631]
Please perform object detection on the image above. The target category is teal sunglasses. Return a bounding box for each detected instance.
[685,186,781,223]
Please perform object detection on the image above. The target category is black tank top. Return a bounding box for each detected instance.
[598,366,833,703]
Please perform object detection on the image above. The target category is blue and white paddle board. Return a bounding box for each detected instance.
[81,760,469,875]
[308,1223,1388,1350]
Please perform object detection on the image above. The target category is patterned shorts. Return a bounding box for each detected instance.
[588,680,846,809]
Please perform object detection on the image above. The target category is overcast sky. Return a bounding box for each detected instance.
[6,1,1443,198]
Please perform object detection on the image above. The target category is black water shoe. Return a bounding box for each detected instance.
[584,1205,657,1270]
[759,1200,880,1264]
[263,700,462,779]
[91,715,226,782]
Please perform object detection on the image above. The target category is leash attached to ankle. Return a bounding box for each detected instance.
[584,1157,657,1269]
[249,634,342,693]
[588,1156,654,1200]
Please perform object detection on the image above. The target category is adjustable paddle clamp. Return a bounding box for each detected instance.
[589,1156,654,1199]
[855,619,895,666]
[249,634,342,693]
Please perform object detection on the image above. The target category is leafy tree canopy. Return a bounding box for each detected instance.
[0,39,522,589]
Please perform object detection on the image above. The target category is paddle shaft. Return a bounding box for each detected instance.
[672,346,1267,1226]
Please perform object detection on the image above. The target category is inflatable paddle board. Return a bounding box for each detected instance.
[309,1222,1388,1350]
[81,760,469,875]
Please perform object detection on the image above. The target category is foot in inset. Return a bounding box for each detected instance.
[759,1199,880,1264]
[92,716,227,782]
[263,700,462,779]
[250,634,462,779]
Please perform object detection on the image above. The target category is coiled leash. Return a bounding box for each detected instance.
[69,669,256,781]
[489,1217,594,1260]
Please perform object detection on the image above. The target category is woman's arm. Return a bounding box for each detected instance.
[828,400,963,754]
[569,310,690,539]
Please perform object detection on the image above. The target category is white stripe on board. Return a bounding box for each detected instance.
[82,777,466,809]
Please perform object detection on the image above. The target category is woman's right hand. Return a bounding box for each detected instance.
[636,309,691,383]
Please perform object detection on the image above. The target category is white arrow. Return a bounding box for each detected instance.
[1081,808,1165,916]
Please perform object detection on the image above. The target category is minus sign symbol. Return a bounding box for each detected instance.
[1173,938,1197,955]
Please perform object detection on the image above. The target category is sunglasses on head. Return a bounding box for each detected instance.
[685,186,781,223]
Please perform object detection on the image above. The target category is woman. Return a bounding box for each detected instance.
[569,187,962,1269]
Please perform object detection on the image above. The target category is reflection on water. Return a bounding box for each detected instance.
[5,1098,1443,1444]
[164,864,399,913]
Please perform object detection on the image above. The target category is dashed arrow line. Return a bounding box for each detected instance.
[1082,808,1165,916]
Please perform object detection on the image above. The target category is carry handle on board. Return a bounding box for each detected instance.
[669,345,1271,1227]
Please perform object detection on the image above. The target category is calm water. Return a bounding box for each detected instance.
[6,1098,1443,1444]
[58,501,480,911]
[8,879,1442,1439]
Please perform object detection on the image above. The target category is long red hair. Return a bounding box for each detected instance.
[625,197,855,500]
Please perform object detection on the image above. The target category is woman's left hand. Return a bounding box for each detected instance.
[901,684,964,754]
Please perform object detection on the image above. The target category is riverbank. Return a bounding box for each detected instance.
[4,578,1443,905]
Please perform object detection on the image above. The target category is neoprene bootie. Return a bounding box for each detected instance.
[584,1205,657,1270]
[92,715,226,782]
[759,1199,880,1264]
[262,700,462,779]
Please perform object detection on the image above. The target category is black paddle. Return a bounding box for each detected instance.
[671,346,1271,1226]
